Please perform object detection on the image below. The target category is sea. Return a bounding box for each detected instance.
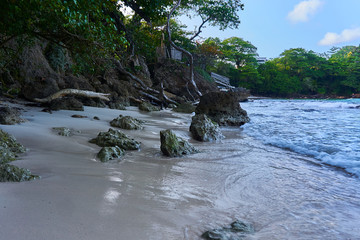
[242,98,360,177]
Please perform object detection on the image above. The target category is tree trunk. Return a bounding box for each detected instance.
[166,0,202,98]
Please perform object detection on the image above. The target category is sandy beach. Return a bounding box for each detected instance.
[1,103,359,239]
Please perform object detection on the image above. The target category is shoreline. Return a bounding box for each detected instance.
[1,102,360,239]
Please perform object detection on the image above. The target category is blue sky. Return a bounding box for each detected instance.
[179,0,360,58]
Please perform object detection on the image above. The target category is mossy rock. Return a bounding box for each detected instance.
[173,102,196,113]
[190,114,224,142]
[90,128,140,150]
[97,146,125,162]
[52,127,79,137]
[0,106,25,125]
[0,129,26,164]
[0,164,39,182]
[139,102,160,112]
[201,220,254,240]
[160,129,198,157]
[110,115,144,130]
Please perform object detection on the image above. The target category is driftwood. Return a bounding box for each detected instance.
[33,89,111,103]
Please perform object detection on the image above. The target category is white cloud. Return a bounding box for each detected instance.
[287,0,324,23]
[319,27,360,46]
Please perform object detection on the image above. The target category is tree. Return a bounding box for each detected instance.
[166,0,245,98]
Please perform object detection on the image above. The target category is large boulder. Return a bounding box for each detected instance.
[90,128,140,150]
[110,115,144,130]
[195,91,250,126]
[160,129,197,157]
[202,219,254,240]
[0,106,25,125]
[97,146,125,162]
[190,114,224,142]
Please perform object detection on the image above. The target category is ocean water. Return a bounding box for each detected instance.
[242,98,360,177]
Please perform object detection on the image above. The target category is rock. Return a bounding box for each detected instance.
[90,128,140,150]
[195,91,250,126]
[97,146,125,162]
[48,97,84,111]
[0,106,25,125]
[93,116,100,120]
[110,115,144,130]
[173,102,196,113]
[52,127,79,137]
[160,129,197,157]
[71,114,87,118]
[0,164,39,182]
[139,102,160,112]
[0,129,26,164]
[190,114,224,142]
[231,87,250,102]
[201,220,254,240]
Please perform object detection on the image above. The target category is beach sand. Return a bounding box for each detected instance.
[1,103,359,239]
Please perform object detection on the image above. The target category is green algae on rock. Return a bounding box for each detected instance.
[201,219,254,240]
[172,102,196,113]
[190,114,224,142]
[52,127,80,137]
[90,128,140,150]
[139,102,160,112]
[0,164,39,182]
[160,129,197,157]
[110,115,144,130]
[0,129,26,164]
[97,146,125,162]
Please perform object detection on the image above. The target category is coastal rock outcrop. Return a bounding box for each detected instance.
[195,91,250,126]
[202,219,254,240]
[97,146,125,162]
[189,114,224,142]
[160,129,197,157]
[0,106,25,125]
[110,115,144,130]
[90,128,140,150]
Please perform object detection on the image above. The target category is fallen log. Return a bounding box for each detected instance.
[33,89,111,103]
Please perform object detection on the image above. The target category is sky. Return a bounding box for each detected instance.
[178,0,360,58]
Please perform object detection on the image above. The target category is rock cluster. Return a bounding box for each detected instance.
[110,115,144,130]
[160,129,197,157]
[189,114,224,142]
[195,91,250,126]
[90,128,140,162]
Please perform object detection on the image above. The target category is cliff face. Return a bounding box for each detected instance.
[0,40,217,107]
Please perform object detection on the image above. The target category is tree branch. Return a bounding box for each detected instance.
[189,16,211,41]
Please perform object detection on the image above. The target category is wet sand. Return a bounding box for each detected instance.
[1,104,360,239]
